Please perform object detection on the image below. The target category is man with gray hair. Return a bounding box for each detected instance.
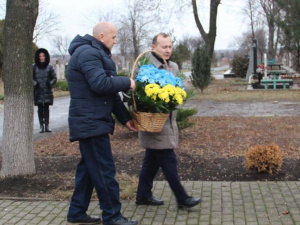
[66,22,138,225]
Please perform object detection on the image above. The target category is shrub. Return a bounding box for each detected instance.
[230,53,249,78]
[54,80,68,91]
[177,108,197,130]
[245,144,283,174]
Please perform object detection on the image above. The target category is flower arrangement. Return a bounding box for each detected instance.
[131,64,187,113]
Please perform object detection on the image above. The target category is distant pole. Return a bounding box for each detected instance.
[252,39,257,74]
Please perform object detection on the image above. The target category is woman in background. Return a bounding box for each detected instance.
[33,48,57,133]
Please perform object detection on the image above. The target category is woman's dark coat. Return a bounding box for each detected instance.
[67,34,132,142]
[33,48,57,106]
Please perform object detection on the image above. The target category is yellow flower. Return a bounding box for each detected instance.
[175,94,183,105]
[145,83,160,97]
[163,84,176,96]
[175,86,187,99]
[158,88,170,102]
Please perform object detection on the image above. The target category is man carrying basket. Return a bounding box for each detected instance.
[135,33,202,209]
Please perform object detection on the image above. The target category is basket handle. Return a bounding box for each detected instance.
[130,50,169,111]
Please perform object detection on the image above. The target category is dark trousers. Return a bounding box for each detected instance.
[37,103,50,125]
[67,134,122,223]
[136,149,189,203]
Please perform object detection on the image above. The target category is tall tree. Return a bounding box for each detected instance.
[118,0,163,59]
[259,0,281,60]
[1,0,38,177]
[243,0,260,40]
[51,34,71,64]
[192,0,220,62]
[275,0,300,70]
[33,0,59,43]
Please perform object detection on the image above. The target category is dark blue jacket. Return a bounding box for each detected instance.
[67,34,131,141]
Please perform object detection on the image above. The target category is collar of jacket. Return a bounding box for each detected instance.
[150,52,169,70]
[88,35,112,56]
[151,52,170,66]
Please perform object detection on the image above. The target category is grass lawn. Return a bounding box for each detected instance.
[190,77,300,101]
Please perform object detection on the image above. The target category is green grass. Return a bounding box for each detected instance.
[190,78,300,101]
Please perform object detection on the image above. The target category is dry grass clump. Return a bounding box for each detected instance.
[245,144,283,174]
[116,173,138,200]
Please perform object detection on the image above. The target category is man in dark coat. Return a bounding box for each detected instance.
[66,22,138,225]
[33,48,57,133]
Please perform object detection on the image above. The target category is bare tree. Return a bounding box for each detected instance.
[33,0,60,43]
[192,0,221,61]
[180,35,202,56]
[82,9,119,32]
[256,28,268,62]
[234,28,267,58]
[258,0,281,59]
[243,0,260,39]
[118,0,164,59]
[1,0,38,177]
[51,35,71,64]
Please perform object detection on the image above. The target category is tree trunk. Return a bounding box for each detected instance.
[131,19,139,59]
[260,0,280,60]
[192,0,220,61]
[1,0,38,177]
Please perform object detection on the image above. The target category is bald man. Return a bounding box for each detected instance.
[66,22,138,225]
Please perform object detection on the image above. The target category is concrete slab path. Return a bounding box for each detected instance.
[1,181,300,225]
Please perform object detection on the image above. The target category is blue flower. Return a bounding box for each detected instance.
[136,64,183,88]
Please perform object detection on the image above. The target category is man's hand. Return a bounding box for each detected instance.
[126,119,137,132]
[130,78,136,92]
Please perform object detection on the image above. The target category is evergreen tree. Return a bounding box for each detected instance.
[275,0,300,70]
[171,43,191,71]
[190,44,211,93]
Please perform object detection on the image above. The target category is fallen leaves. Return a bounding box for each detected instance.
[282,211,290,215]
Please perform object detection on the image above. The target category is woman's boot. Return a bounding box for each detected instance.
[40,124,44,133]
[38,105,44,133]
[45,124,52,132]
[44,105,51,132]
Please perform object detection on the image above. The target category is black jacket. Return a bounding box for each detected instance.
[33,48,57,105]
[67,34,132,141]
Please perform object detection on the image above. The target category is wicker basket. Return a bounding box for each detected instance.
[132,111,169,132]
[130,50,169,133]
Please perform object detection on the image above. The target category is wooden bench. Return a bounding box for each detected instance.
[260,79,292,90]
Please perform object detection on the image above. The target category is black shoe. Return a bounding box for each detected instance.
[67,214,101,224]
[135,196,164,206]
[177,197,201,209]
[103,216,138,225]
[39,125,44,133]
[45,125,52,132]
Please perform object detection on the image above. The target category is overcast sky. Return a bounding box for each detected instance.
[1,0,248,54]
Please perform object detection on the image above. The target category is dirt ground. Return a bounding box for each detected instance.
[0,116,300,200]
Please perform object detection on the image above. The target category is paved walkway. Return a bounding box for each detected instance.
[1,181,300,225]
